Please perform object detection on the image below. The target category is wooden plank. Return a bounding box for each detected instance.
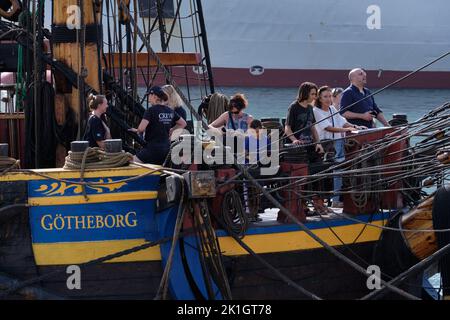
[231,273,369,299]
[105,52,202,68]
[39,261,163,282]
[85,44,100,92]
[401,201,438,260]
[37,278,162,299]
[0,113,25,120]
[227,242,374,271]
[0,180,27,204]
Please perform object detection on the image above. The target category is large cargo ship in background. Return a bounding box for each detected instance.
[200,0,450,88]
[40,0,450,89]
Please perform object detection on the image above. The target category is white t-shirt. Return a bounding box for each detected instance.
[313,105,348,140]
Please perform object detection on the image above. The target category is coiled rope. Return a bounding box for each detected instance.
[349,144,382,210]
[62,147,133,200]
[63,147,132,170]
[221,190,248,238]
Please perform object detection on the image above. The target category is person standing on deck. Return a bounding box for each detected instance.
[129,86,187,165]
[210,94,254,221]
[162,84,187,140]
[209,93,253,132]
[331,87,344,111]
[331,86,346,167]
[313,86,364,208]
[340,68,390,128]
[209,93,254,162]
[285,82,330,214]
[284,82,324,152]
[245,119,272,165]
[83,94,111,149]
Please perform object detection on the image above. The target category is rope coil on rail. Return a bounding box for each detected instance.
[63,147,133,170]
[62,147,133,200]
[349,144,382,210]
[0,156,20,174]
[222,189,248,238]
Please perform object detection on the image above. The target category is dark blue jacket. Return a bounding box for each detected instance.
[340,85,382,128]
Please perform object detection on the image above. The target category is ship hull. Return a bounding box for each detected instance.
[0,166,425,300]
[199,0,450,89]
[134,67,450,89]
[210,68,450,89]
[1,226,423,300]
[226,242,423,300]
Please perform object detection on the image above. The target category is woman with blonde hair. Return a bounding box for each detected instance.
[162,84,187,121]
[83,94,111,149]
[162,85,188,139]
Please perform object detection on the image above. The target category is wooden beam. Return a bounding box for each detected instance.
[105,52,202,68]
[0,113,25,120]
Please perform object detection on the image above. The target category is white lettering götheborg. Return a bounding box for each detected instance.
[40,212,138,231]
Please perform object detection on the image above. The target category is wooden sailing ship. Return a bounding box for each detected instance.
[1,0,450,300]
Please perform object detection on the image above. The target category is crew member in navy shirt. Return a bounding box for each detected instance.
[83,94,111,149]
[340,68,390,128]
[129,86,187,165]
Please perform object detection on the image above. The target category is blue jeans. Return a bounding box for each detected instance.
[332,138,345,202]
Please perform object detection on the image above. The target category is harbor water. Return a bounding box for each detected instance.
[137,87,450,123]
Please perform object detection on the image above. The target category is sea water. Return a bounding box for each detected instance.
[138,86,450,123]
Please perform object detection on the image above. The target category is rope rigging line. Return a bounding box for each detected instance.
[360,242,450,300]
[0,156,20,173]
[331,209,450,233]
[0,230,191,298]
[125,12,447,299]
[313,209,450,292]
[128,19,421,300]
[190,200,233,299]
[154,172,185,300]
[245,110,448,182]
[260,116,449,197]
[212,214,323,300]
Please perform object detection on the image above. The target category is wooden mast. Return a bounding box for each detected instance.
[52,0,102,166]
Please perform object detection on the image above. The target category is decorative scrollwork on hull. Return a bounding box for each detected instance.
[34,179,127,196]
